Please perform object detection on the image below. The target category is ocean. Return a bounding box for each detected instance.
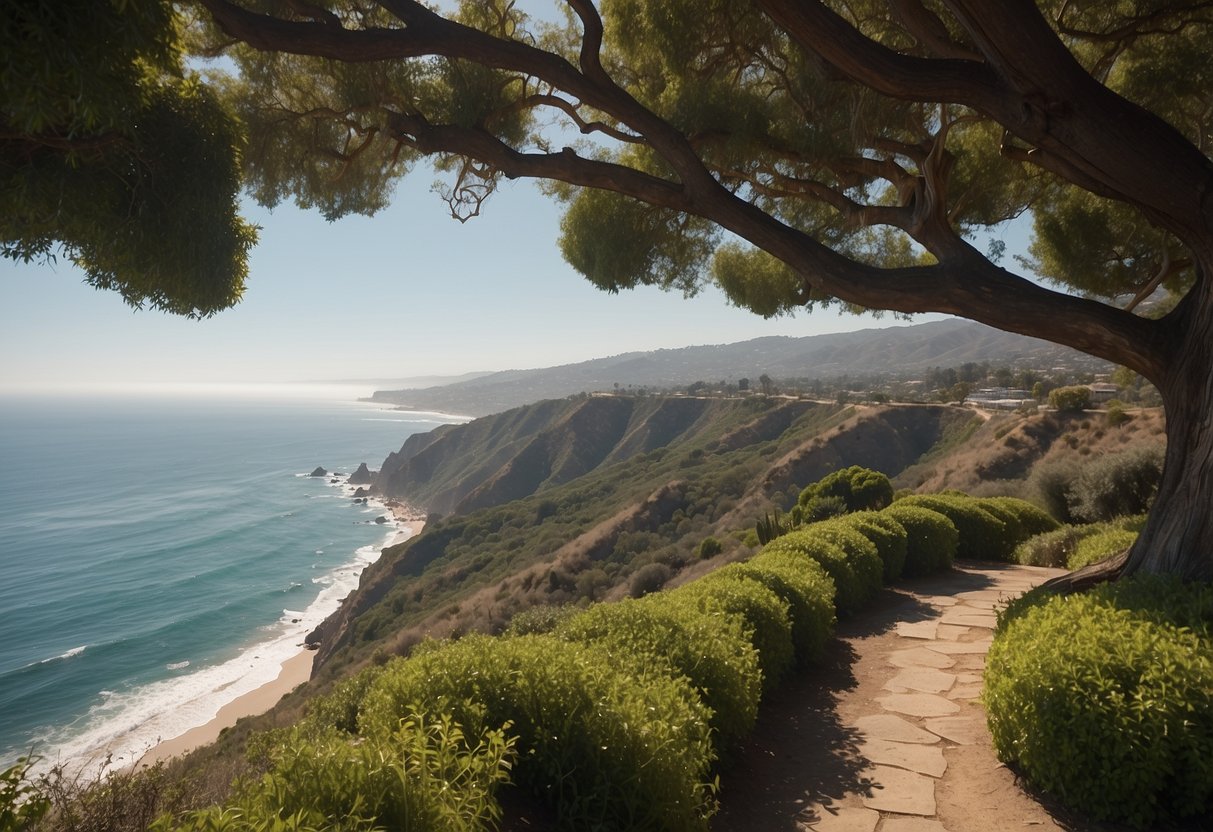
[0,385,459,772]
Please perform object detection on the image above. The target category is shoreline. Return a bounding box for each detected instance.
[134,510,425,768]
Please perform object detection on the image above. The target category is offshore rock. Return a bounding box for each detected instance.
[309,466,327,477]
[348,462,376,484]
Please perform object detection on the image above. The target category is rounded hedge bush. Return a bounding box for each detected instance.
[760,531,866,615]
[985,577,1213,828]
[881,504,957,576]
[359,635,716,831]
[802,520,885,603]
[1011,524,1091,568]
[978,496,1059,538]
[671,573,795,691]
[556,597,761,750]
[834,510,907,582]
[710,559,836,664]
[896,495,1007,561]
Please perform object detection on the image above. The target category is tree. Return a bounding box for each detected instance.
[758,373,775,396]
[12,0,1213,580]
[0,0,256,316]
[1049,385,1092,413]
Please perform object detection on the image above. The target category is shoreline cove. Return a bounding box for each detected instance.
[57,486,424,777]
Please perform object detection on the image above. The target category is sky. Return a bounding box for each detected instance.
[0,175,952,392]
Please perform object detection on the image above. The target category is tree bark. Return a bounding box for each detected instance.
[1123,266,1213,581]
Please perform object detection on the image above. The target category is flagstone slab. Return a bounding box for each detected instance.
[923,715,985,745]
[919,596,959,607]
[803,805,879,832]
[934,624,970,640]
[946,683,984,700]
[887,647,957,669]
[881,818,951,832]
[853,714,941,745]
[896,620,939,640]
[951,654,987,672]
[884,667,956,695]
[937,612,998,629]
[876,693,961,717]
[860,765,937,815]
[924,640,992,655]
[955,672,983,685]
[859,738,947,777]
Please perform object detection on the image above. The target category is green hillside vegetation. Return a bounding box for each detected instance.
[6,398,1191,830]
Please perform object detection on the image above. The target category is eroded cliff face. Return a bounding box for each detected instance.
[374,396,745,515]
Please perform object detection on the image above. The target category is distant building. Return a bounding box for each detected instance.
[965,387,1035,410]
[1089,382,1120,402]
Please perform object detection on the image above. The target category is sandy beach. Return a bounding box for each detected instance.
[137,650,315,767]
[135,513,424,768]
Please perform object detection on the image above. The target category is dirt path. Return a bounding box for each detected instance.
[712,562,1103,832]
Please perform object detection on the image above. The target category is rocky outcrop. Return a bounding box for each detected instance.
[348,462,375,484]
[309,466,327,477]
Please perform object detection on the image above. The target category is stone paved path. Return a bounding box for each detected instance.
[713,562,1070,832]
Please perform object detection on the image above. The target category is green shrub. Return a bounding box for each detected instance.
[881,504,957,576]
[895,495,1008,561]
[800,494,847,522]
[801,519,884,602]
[697,536,723,559]
[836,510,908,582]
[504,603,578,636]
[629,562,673,597]
[1011,524,1093,568]
[1067,528,1138,570]
[979,496,1059,538]
[1048,385,1091,412]
[301,664,387,735]
[985,577,1213,827]
[710,559,836,664]
[1,758,50,831]
[556,598,761,750]
[159,714,514,832]
[760,531,866,615]
[671,574,795,691]
[799,465,894,512]
[359,635,715,831]
[1068,445,1164,522]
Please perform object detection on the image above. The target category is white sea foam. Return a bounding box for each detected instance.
[165,661,189,671]
[39,645,87,665]
[35,515,410,776]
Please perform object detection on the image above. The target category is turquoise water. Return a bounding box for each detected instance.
[0,386,456,771]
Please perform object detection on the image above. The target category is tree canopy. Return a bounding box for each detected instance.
[1,0,255,316]
[7,0,1213,578]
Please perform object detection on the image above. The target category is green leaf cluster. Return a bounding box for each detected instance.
[1,0,254,316]
[985,576,1213,828]
[881,503,958,577]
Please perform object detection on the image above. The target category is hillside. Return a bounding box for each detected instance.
[367,319,1113,416]
[306,398,1164,683]
[307,396,980,677]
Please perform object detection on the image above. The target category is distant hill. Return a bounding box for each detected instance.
[368,319,1112,416]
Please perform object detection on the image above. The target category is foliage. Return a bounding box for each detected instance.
[1047,386,1092,413]
[503,604,579,636]
[1068,529,1138,571]
[976,497,1059,538]
[799,494,847,523]
[156,714,514,832]
[555,598,762,750]
[799,466,894,513]
[754,506,802,545]
[670,574,795,692]
[833,511,908,583]
[710,559,837,664]
[1067,445,1165,522]
[1,758,50,831]
[759,530,869,615]
[1012,524,1094,569]
[1,0,255,316]
[799,520,885,605]
[894,494,1009,561]
[629,562,673,597]
[697,536,723,559]
[985,577,1213,827]
[359,635,716,831]
[881,504,958,577]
